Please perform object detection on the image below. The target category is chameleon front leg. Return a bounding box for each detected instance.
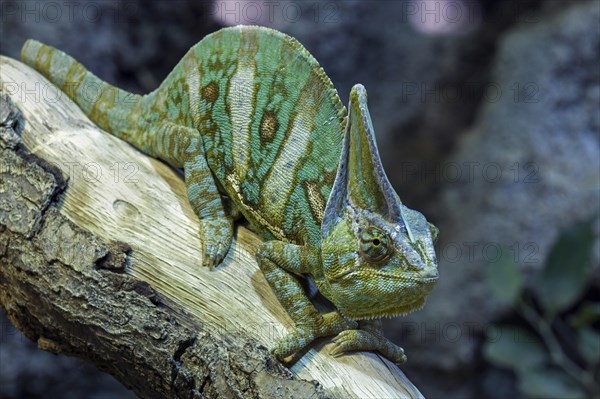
[256,241,357,359]
[184,155,233,268]
[330,319,407,364]
[143,121,233,268]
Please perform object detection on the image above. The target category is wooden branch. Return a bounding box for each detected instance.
[0,55,424,399]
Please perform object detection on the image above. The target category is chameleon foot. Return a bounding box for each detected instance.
[273,312,357,360]
[330,329,407,364]
[198,217,233,268]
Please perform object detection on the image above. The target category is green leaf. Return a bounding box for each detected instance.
[535,219,596,317]
[577,327,600,366]
[486,253,523,305]
[519,367,586,399]
[569,301,600,329]
[484,326,548,372]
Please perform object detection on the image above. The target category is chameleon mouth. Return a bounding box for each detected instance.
[331,269,438,284]
[341,296,428,321]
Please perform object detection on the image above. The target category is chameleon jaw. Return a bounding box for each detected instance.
[326,267,438,321]
[340,295,428,321]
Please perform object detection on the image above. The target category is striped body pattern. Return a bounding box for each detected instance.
[21,25,439,364]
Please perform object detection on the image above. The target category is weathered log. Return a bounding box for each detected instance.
[0,55,424,399]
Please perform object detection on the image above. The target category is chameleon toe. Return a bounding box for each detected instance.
[202,242,227,268]
[329,345,346,358]
[198,217,233,268]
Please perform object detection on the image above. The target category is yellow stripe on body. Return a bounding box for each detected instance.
[260,106,316,227]
[229,30,257,179]
[183,53,202,129]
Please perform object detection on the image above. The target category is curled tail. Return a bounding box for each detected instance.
[21,39,148,149]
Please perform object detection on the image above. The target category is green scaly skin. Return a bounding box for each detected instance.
[21,25,439,365]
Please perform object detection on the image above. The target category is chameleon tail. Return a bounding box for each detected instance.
[20,39,147,148]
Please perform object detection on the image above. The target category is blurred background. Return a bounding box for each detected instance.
[1,0,598,398]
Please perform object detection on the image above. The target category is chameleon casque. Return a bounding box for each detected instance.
[21,25,439,365]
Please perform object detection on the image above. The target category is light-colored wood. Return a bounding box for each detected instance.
[0,55,423,399]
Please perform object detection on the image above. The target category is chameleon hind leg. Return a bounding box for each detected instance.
[143,121,233,268]
[256,241,357,359]
[331,319,407,364]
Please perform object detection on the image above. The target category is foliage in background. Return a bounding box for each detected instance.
[484,219,599,399]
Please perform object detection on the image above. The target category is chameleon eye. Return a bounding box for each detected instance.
[359,227,392,263]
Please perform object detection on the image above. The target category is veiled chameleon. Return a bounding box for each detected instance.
[21,25,439,364]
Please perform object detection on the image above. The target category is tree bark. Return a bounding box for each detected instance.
[0,55,424,399]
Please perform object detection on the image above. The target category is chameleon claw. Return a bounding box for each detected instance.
[330,330,359,357]
[198,217,233,268]
[329,336,348,358]
[329,346,345,358]
[202,242,227,269]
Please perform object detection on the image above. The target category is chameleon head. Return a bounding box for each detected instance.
[320,84,439,321]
